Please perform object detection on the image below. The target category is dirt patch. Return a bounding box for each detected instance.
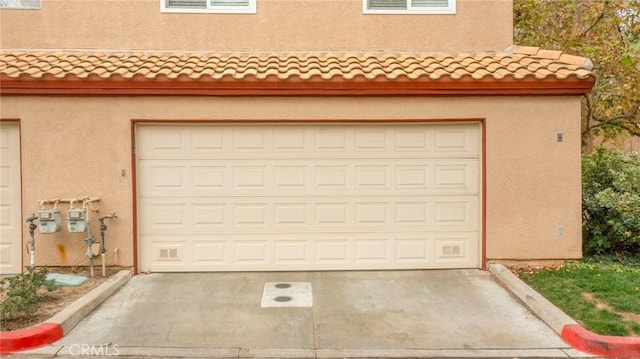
[581,292,640,326]
[1,266,128,332]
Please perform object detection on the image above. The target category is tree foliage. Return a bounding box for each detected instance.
[514,0,640,152]
[582,149,640,255]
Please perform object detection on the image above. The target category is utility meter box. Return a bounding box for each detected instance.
[67,208,87,233]
[38,210,62,233]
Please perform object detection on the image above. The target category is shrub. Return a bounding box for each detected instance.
[582,148,640,256]
[0,267,56,321]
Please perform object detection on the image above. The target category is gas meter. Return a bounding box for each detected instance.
[38,209,62,233]
[67,208,87,233]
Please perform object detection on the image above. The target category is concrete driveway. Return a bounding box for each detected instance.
[42,270,591,358]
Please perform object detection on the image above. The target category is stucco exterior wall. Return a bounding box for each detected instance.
[0,0,513,53]
[0,95,582,269]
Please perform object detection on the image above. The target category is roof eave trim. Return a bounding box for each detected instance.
[0,78,596,96]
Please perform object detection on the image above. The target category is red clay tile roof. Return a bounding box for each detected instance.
[0,46,595,96]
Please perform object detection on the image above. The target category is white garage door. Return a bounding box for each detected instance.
[137,123,480,272]
[0,123,22,274]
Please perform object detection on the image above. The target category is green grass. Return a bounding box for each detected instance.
[517,261,640,336]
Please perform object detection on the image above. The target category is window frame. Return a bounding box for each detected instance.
[0,0,41,10]
[363,0,456,15]
[161,0,256,14]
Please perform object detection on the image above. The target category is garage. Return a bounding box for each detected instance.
[136,122,480,272]
[0,122,22,274]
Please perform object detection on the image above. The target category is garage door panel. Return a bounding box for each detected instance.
[395,128,431,152]
[433,198,479,229]
[151,204,186,227]
[434,162,478,192]
[395,238,430,262]
[138,126,189,157]
[315,165,349,189]
[0,203,17,230]
[233,129,269,151]
[141,232,478,271]
[315,202,350,226]
[0,126,21,159]
[434,234,480,265]
[138,123,480,272]
[192,166,225,190]
[274,128,308,151]
[138,124,478,160]
[355,202,389,225]
[355,165,390,188]
[274,203,309,226]
[192,203,227,227]
[395,165,429,189]
[233,166,268,189]
[274,240,309,263]
[355,239,390,263]
[355,129,388,151]
[233,203,269,226]
[0,166,17,195]
[141,239,186,268]
[192,127,225,152]
[274,166,308,189]
[0,202,22,271]
[395,201,429,225]
[147,166,186,190]
[315,239,351,264]
[193,241,230,264]
[137,162,187,195]
[234,241,269,264]
[434,127,477,154]
[141,196,477,234]
[139,159,477,197]
[394,197,477,230]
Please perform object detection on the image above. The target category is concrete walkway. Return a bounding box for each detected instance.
[20,269,596,358]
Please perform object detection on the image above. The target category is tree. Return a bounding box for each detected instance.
[582,149,640,255]
[514,0,640,153]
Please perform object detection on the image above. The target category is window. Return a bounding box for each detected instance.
[0,0,40,9]
[364,0,455,14]
[161,0,256,13]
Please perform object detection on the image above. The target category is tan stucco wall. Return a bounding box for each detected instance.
[0,95,582,269]
[0,0,513,53]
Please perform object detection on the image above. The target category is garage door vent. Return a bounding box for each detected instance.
[159,248,179,260]
[441,244,462,257]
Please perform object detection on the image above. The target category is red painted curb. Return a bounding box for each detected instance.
[562,324,640,358]
[0,323,63,354]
